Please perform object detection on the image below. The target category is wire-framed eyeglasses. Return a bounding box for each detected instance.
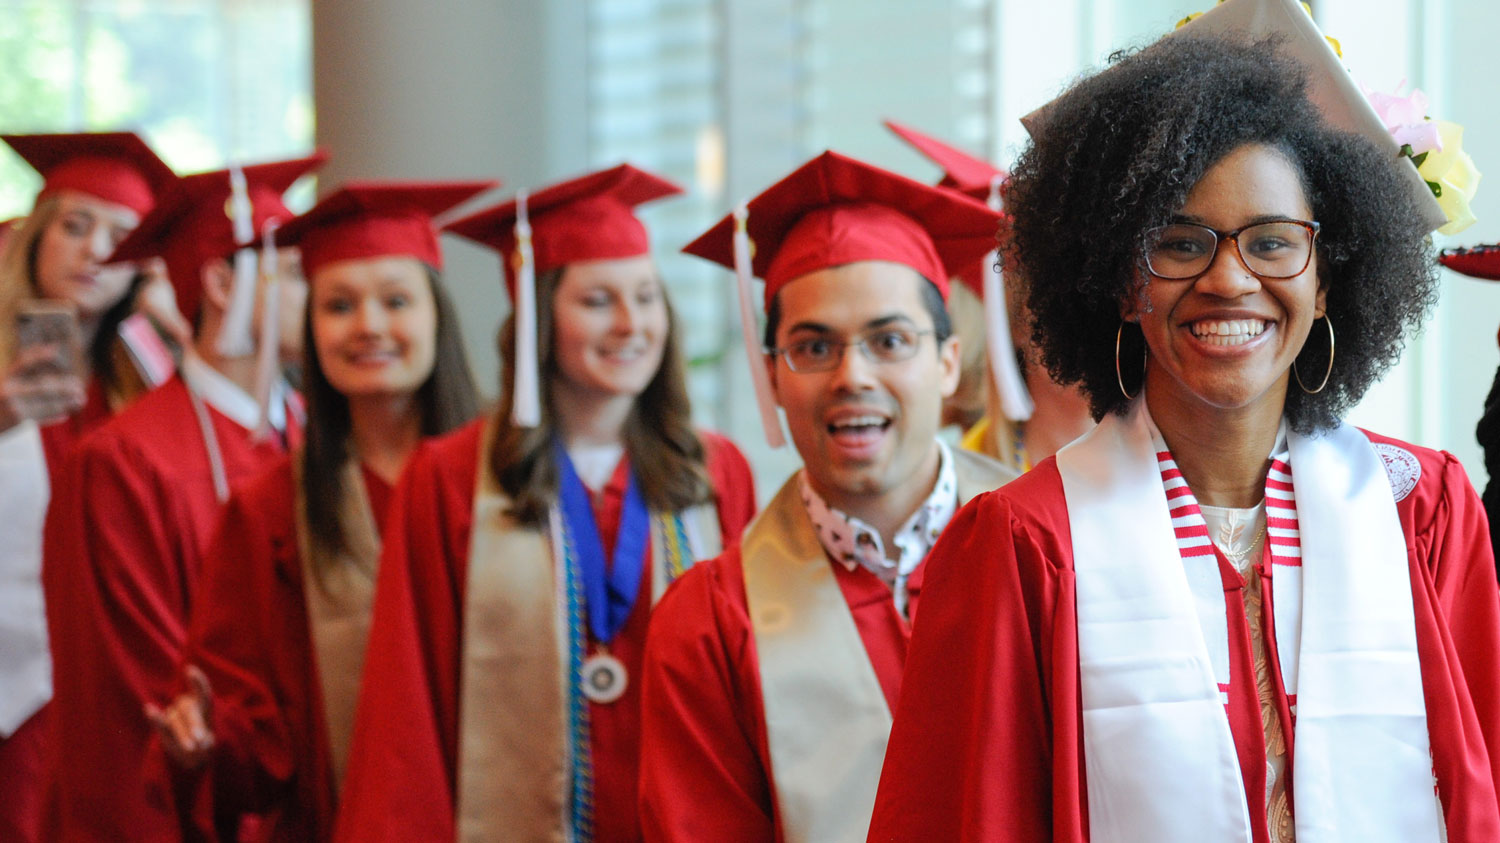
[766,327,936,373]
[1142,218,1321,280]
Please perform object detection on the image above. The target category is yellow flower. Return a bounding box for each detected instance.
[1418,121,1482,235]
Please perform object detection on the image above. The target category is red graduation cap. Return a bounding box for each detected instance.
[444,163,682,297]
[883,119,1008,200]
[275,180,498,280]
[1439,245,1500,281]
[108,151,328,320]
[683,150,1003,446]
[682,150,1000,306]
[444,164,681,429]
[883,120,1033,421]
[3,131,176,217]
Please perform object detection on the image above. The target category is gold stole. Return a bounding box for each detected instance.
[455,422,722,842]
[743,448,1015,843]
[291,452,382,791]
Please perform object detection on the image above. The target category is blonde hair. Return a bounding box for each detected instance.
[0,195,59,370]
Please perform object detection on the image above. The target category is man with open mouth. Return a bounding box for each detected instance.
[636,150,1018,842]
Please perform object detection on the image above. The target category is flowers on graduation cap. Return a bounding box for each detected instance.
[1365,82,1481,235]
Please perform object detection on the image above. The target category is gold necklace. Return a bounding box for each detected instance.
[1221,523,1266,565]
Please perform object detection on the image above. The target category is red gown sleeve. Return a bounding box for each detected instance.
[178,461,334,841]
[867,465,1088,843]
[41,432,194,839]
[638,550,779,843]
[1406,452,1500,838]
[332,439,467,843]
[701,430,757,545]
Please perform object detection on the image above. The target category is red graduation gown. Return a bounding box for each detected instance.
[636,516,931,843]
[170,458,391,843]
[332,420,757,843]
[866,432,1500,842]
[40,375,300,843]
[0,378,111,843]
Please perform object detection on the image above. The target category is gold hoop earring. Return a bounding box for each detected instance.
[1116,321,1145,401]
[1293,315,1335,394]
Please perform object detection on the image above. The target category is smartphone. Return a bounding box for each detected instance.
[14,300,81,375]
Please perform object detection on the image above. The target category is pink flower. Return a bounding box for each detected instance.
[1363,82,1443,156]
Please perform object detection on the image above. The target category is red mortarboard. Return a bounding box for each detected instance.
[108,151,328,319]
[275,180,497,280]
[444,163,682,297]
[683,151,1003,446]
[1439,245,1500,280]
[883,121,1032,420]
[883,119,1007,200]
[3,131,175,217]
[443,164,680,429]
[682,150,1001,306]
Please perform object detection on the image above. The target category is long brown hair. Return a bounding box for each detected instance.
[489,265,712,525]
[301,263,480,563]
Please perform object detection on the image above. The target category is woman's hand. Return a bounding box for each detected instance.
[132,258,192,347]
[145,664,215,771]
[0,343,87,434]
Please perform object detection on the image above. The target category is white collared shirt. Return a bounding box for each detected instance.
[799,440,959,617]
[180,354,288,433]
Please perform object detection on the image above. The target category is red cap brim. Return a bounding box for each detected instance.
[275,180,497,279]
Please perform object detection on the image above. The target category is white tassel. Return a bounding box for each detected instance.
[983,174,1033,422]
[733,204,785,448]
[251,220,281,439]
[510,191,542,428]
[217,165,258,358]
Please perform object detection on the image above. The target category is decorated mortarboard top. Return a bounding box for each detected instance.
[1020,0,1450,236]
[274,180,497,280]
[107,151,328,320]
[3,131,176,217]
[883,120,1032,421]
[683,150,1004,447]
[444,163,682,297]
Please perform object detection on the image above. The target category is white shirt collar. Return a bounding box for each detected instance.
[180,354,287,433]
[799,440,959,611]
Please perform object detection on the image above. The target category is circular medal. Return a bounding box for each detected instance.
[581,652,628,704]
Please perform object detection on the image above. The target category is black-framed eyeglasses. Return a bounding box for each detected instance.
[766,327,936,373]
[1142,218,1321,280]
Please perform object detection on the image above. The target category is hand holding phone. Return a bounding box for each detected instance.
[15,300,81,375]
[3,302,87,430]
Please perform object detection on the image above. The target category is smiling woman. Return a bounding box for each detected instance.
[868,5,1500,840]
[332,164,759,843]
[1005,40,1436,435]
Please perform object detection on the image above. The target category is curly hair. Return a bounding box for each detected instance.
[1004,34,1438,433]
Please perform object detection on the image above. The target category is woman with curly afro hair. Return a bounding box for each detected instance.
[868,12,1500,843]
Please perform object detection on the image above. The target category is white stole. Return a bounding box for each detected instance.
[0,420,51,736]
[1056,399,1440,842]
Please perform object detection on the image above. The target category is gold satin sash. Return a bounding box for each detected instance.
[744,448,1014,843]
[292,452,382,791]
[455,422,723,842]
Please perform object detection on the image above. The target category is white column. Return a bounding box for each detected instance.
[312,0,588,397]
